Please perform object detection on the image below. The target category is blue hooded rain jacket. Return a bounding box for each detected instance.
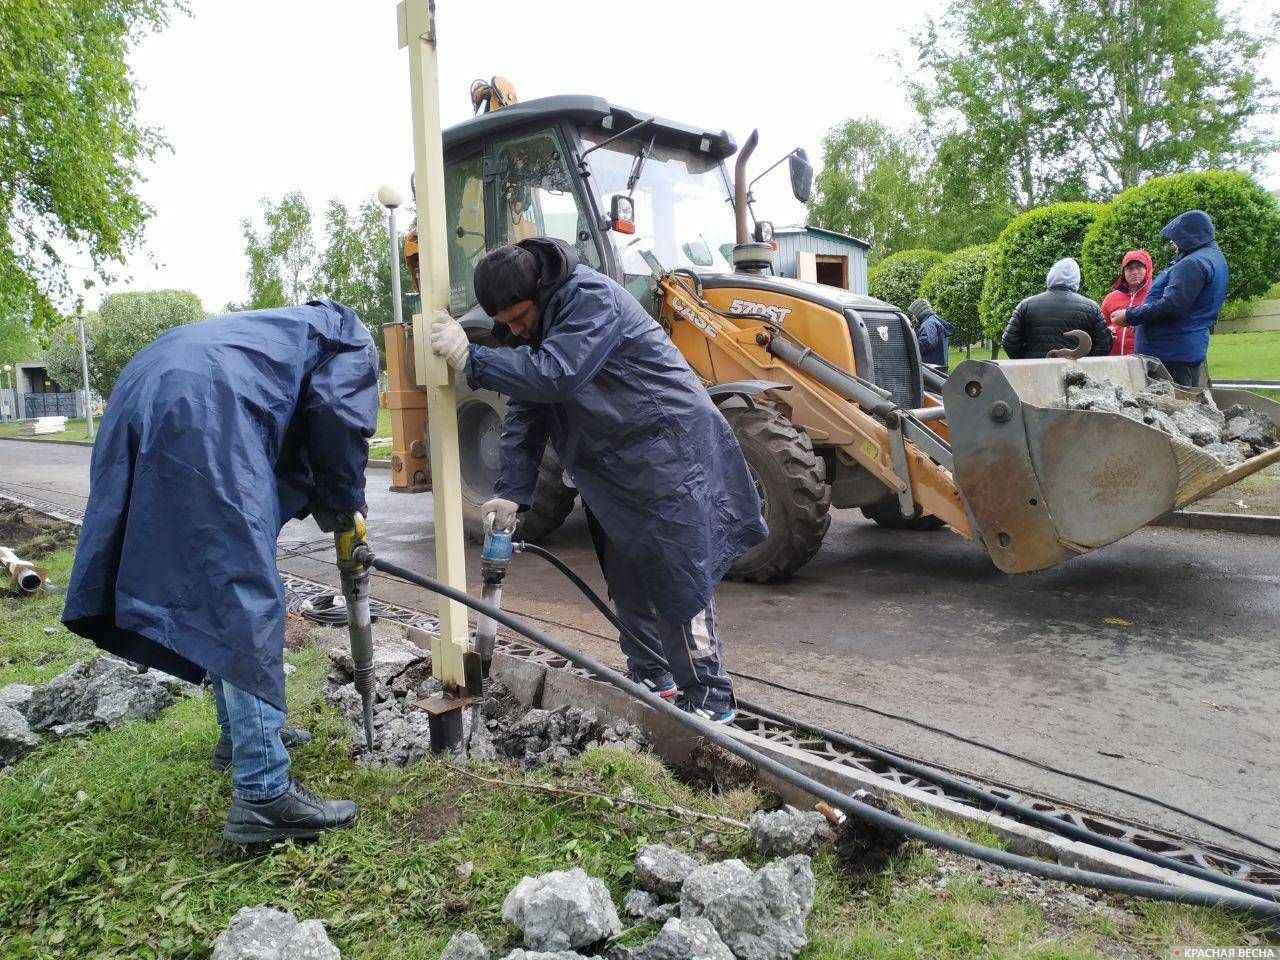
[62,301,379,710]
[1127,210,1229,364]
[465,238,767,627]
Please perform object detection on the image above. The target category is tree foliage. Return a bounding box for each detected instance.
[1080,171,1280,303]
[807,119,1012,258]
[868,249,944,311]
[236,192,316,310]
[908,0,1275,210]
[314,197,416,361]
[0,0,180,330]
[44,290,204,398]
[919,244,994,349]
[807,119,935,255]
[979,202,1104,336]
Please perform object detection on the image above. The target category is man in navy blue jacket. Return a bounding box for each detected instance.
[1112,210,1228,387]
[429,238,766,723]
[64,301,379,844]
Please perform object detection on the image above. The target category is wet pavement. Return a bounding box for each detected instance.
[3,436,1277,858]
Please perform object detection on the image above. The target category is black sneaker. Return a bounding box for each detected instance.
[212,726,314,771]
[222,778,357,844]
[676,697,737,725]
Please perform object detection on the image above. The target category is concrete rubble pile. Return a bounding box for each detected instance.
[0,655,195,767]
[322,637,644,768]
[1057,370,1279,466]
[211,905,341,960]
[447,835,819,960]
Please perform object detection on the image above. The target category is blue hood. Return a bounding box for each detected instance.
[1162,210,1215,253]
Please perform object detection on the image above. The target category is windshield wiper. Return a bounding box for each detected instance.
[625,133,657,195]
[578,117,654,177]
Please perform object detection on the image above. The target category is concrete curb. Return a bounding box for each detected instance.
[368,458,392,470]
[0,434,95,447]
[1153,511,1280,536]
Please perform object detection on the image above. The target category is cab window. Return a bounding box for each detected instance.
[444,153,485,314]
[490,128,601,269]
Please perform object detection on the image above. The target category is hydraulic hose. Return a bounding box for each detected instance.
[367,553,1280,921]
[517,541,1280,902]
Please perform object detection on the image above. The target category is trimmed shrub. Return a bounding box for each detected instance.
[1081,170,1280,304]
[979,202,1105,338]
[868,249,944,311]
[919,244,994,351]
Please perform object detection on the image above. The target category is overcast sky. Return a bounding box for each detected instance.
[111,0,1279,312]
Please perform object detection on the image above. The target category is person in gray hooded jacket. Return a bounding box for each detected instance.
[1001,258,1112,360]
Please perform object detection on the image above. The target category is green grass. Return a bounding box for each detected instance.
[1,527,1269,959]
[0,417,95,443]
[1207,330,1280,382]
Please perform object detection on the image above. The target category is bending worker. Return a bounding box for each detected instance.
[429,238,766,723]
[63,300,379,844]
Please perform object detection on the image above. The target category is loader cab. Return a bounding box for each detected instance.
[439,95,737,323]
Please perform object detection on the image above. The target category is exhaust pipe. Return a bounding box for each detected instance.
[733,129,759,245]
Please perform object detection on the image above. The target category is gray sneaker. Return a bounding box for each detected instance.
[222,778,357,844]
[212,726,313,771]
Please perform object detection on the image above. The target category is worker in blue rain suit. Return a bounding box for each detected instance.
[430,239,767,723]
[62,300,379,844]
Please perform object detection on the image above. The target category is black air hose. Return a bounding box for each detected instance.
[367,553,1280,921]
[517,541,1280,902]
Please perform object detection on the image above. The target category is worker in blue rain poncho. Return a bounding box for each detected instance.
[429,238,767,724]
[62,300,379,844]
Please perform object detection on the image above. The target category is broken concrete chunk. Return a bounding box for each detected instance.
[1202,443,1244,467]
[1168,406,1222,446]
[635,844,700,898]
[26,657,193,734]
[623,889,660,919]
[502,868,621,952]
[441,931,491,960]
[0,704,41,765]
[0,683,35,716]
[627,918,734,960]
[1146,378,1175,397]
[320,625,429,683]
[1225,409,1278,453]
[498,951,598,960]
[681,856,815,960]
[748,807,830,857]
[210,905,341,960]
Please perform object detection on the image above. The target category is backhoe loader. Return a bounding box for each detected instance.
[383,87,1280,579]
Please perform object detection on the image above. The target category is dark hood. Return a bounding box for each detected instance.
[489,236,579,347]
[1161,210,1215,254]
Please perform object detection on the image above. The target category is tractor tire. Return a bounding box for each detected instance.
[444,381,577,544]
[861,496,947,531]
[724,405,831,583]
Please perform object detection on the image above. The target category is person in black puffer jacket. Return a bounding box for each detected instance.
[1001,257,1112,359]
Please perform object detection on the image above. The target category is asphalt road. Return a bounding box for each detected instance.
[3,436,1278,859]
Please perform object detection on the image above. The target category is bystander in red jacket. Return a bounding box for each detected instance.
[1099,249,1153,355]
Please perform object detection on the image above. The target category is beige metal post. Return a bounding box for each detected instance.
[398,0,470,687]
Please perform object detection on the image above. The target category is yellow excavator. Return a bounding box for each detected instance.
[383,83,1280,580]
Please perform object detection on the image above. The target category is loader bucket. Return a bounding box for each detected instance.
[942,356,1280,574]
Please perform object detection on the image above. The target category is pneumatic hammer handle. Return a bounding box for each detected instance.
[333,512,376,752]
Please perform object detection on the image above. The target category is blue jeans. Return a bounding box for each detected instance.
[212,677,290,801]
[588,513,735,713]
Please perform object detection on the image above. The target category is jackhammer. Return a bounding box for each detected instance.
[466,512,516,745]
[331,512,376,751]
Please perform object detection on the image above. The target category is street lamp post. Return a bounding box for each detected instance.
[377,183,405,326]
[76,309,95,439]
[2,364,12,421]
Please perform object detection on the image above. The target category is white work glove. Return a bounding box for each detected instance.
[429,309,470,371]
[482,497,519,531]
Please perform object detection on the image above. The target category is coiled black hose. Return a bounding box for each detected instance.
[368,553,1280,921]
[517,541,1280,903]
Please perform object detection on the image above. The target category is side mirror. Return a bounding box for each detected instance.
[789,148,813,203]
[610,194,636,235]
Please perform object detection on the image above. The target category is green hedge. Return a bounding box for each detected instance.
[979,202,1105,337]
[919,244,993,349]
[1081,170,1280,303]
[868,249,944,311]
